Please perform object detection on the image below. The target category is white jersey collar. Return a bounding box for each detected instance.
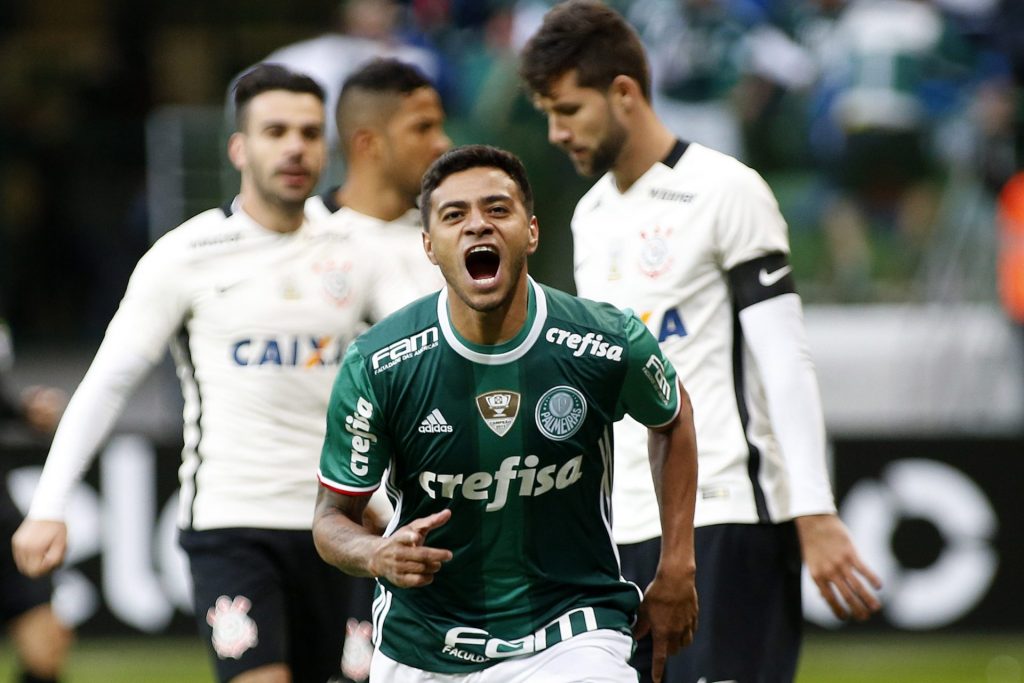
[230,195,309,237]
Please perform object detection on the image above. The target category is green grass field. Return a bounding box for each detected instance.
[0,633,1020,682]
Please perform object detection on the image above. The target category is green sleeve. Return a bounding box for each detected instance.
[616,312,680,428]
[318,342,392,494]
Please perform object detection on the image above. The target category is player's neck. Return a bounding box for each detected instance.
[238,189,304,234]
[448,272,530,346]
[610,114,677,193]
[336,171,414,223]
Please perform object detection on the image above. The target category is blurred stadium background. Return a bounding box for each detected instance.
[1,0,1022,680]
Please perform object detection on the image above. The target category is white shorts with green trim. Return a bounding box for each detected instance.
[369,628,637,683]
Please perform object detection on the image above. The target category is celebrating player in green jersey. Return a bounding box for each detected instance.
[313,145,699,683]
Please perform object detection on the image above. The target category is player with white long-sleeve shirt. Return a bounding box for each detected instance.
[521,3,882,682]
[12,64,409,683]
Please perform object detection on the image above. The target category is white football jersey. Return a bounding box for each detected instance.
[572,141,835,542]
[306,191,444,296]
[31,202,412,531]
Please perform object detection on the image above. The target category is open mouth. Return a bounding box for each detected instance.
[465,245,500,281]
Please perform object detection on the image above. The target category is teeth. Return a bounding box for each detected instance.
[469,245,497,255]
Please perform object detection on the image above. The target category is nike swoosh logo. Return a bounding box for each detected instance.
[758,265,791,287]
[215,281,245,295]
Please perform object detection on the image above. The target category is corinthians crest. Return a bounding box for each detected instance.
[476,390,521,437]
[638,226,674,278]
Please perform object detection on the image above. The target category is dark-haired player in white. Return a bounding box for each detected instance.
[521,3,883,682]
[304,56,452,682]
[12,64,410,683]
[314,144,699,683]
[305,58,451,295]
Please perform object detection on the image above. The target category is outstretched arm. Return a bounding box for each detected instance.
[740,288,881,620]
[313,487,453,588]
[634,381,699,683]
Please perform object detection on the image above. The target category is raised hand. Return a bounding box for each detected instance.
[368,509,453,588]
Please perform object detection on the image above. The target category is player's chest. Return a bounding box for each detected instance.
[576,199,719,303]
[387,349,619,478]
[188,238,363,334]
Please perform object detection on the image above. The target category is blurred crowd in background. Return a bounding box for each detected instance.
[1,0,1023,346]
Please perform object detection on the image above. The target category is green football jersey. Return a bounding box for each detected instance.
[319,278,680,673]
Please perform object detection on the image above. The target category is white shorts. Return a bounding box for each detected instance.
[369,629,638,683]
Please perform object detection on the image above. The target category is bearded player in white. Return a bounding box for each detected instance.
[522,3,882,683]
[12,64,410,683]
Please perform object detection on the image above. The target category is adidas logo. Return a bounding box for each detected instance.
[418,409,453,434]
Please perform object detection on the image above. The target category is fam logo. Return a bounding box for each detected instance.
[642,355,673,406]
[476,390,521,437]
[535,386,587,441]
[638,226,674,278]
[371,327,439,374]
[231,335,344,367]
[639,308,687,342]
[313,259,352,307]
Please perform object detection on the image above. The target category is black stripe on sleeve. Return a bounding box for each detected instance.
[728,252,795,312]
[730,308,772,523]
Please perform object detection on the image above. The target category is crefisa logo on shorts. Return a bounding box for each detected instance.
[535,386,587,441]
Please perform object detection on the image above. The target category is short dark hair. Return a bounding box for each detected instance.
[420,145,534,229]
[232,63,325,131]
[336,58,433,141]
[339,58,432,102]
[519,0,650,100]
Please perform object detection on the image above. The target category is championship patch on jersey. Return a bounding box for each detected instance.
[535,386,587,441]
[638,226,674,278]
[476,390,521,437]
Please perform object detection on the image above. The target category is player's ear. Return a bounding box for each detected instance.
[227,132,246,172]
[422,229,439,265]
[609,75,638,114]
[527,215,539,256]
[351,127,376,157]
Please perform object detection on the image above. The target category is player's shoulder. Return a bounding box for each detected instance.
[541,284,634,339]
[574,173,617,217]
[145,206,240,262]
[675,142,771,195]
[350,291,442,364]
[304,192,338,223]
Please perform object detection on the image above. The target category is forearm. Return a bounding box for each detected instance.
[740,295,836,516]
[312,490,381,577]
[29,347,152,520]
[648,384,698,576]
